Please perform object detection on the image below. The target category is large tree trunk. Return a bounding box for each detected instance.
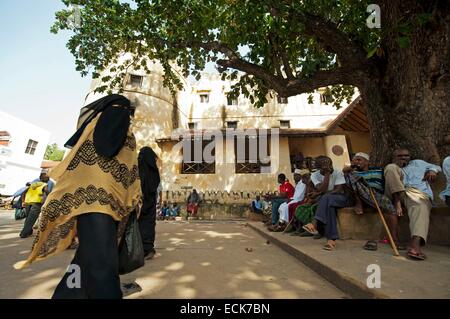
[363,1,450,165]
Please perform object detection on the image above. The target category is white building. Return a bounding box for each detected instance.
[0,110,50,195]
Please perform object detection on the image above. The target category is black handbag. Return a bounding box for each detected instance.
[14,208,27,220]
[118,211,145,275]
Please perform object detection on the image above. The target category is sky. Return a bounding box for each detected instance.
[0,0,92,147]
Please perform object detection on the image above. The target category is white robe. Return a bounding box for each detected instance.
[278,181,306,223]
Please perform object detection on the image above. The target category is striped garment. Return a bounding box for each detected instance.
[354,167,384,193]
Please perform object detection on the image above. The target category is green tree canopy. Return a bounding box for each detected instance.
[44,143,65,161]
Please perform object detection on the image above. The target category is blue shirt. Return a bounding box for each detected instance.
[440,156,450,200]
[170,206,180,216]
[402,159,441,199]
[253,200,263,210]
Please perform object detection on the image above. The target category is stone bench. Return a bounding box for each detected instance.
[337,207,450,245]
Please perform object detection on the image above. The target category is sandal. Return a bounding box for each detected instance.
[323,241,336,251]
[407,248,426,260]
[302,224,319,235]
[363,240,378,251]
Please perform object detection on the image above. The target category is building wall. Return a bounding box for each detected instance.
[178,73,354,131]
[0,111,50,195]
[324,135,351,169]
[158,137,293,195]
[332,128,371,156]
[288,137,327,159]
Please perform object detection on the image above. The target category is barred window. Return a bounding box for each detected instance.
[25,139,38,155]
[181,139,215,174]
[235,136,271,174]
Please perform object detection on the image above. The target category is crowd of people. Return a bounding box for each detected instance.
[255,150,450,260]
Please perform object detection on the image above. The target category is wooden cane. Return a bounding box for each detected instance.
[282,216,295,233]
[368,188,400,256]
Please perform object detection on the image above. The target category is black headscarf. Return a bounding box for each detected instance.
[65,94,134,158]
[138,146,161,200]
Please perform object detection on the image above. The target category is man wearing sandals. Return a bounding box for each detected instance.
[343,152,404,251]
[384,148,441,260]
[302,156,351,251]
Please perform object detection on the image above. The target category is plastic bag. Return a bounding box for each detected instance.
[118,211,144,275]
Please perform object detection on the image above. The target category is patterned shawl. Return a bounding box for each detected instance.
[14,114,142,269]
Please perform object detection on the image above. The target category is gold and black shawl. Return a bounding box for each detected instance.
[15,114,142,269]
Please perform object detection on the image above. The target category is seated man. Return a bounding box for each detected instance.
[343,152,403,251]
[251,195,264,214]
[440,155,450,207]
[302,156,352,251]
[170,203,180,218]
[277,169,309,231]
[384,148,441,260]
[291,171,321,236]
[160,201,170,220]
[265,173,295,230]
[186,189,201,217]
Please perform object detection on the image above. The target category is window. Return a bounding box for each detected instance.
[128,74,143,88]
[235,136,271,174]
[320,93,333,104]
[25,139,38,155]
[227,95,238,106]
[226,121,238,129]
[199,94,209,103]
[188,122,198,130]
[279,120,290,128]
[277,96,288,104]
[181,139,215,174]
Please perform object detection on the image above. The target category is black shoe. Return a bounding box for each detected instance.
[121,282,142,297]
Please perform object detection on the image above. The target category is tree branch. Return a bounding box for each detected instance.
[217,57,361,97]
[291,10,369,67]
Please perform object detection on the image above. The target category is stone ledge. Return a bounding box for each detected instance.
[337,207,450,245]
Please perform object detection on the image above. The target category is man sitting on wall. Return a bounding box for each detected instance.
[265,173,295,231]
[302,156,352,251]
[251,195,264,214]
[170,202,180,219]
[343,152,404,251]
[384,148,441,260]
[276,169,309,232]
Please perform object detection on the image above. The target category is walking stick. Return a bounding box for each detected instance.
[282,215,295,233]
[368,187,400,256]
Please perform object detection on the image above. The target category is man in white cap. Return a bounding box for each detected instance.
[343,152,402,251]
[273,169,310,231]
